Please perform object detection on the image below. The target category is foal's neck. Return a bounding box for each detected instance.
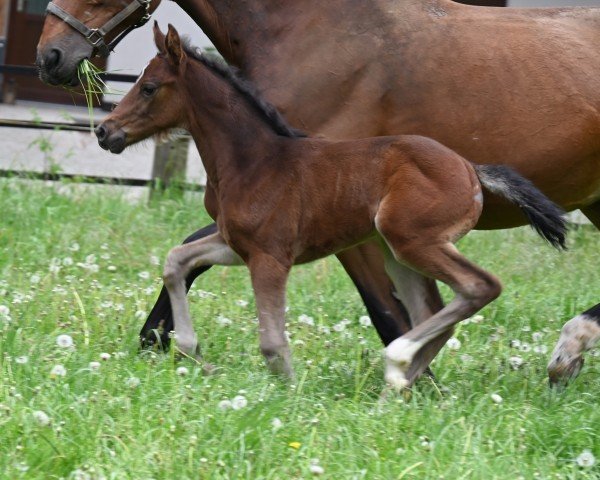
[181,60,285,187]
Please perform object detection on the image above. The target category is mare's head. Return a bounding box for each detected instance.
[37,0,160,86]
[96,23,188,154]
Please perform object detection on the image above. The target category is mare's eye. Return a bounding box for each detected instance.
[141,84,157,97]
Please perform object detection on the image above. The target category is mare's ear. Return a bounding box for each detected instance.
[165,24,185,66]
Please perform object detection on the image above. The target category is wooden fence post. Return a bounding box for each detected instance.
[150,136,190,197]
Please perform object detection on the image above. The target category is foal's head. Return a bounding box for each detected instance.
[96,23,189,154]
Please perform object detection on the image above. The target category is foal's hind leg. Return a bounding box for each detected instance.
[381,243,502,389]
[380,248,451,385]
[162,232,243,358]
[548,201,600,384]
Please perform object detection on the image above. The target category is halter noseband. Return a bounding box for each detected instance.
[46,0,152,57]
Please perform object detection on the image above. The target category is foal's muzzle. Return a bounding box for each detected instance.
[95,122,127,154]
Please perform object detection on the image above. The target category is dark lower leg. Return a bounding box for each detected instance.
[139,223,218,349]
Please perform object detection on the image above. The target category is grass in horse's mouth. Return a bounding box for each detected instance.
[77,59,108,132]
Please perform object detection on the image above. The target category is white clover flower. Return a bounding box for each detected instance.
[70,469,91,480]
[531,331,543,342]
[467,314,484,324]
[318,325,331,335]
[56,334,74,349]
[533,345,548,355]
[89,361,101,371]
[176,366,189,376]
[134,310,147,320]
[85,254,97,264]
[29,273,41,284]
[0,305,9,317]
[49,261,61,274]
[519,342,532,353]
[32,410,51,426]
[510,339,521,349]
[99,352,111,361]
[232,395,248,410]
[217,315,233,327]
[50,365,67,378]
[126,377,141,388]
[15,356,29,364]
[271,417,283,431]
[490,393,503,404]
[107,265,117,272]
[333,321,346,332]
[447,337,462,350]
[309,464,325,476]
[63,256,74,266]
[358,315,372,327]
[87,264,99,273]
[138,271,151,280]
[235,299,249,307]
[509,356,524,370]
[298,314,315,326]
[150,255,161,266]
[218,399,232,410]
[575,450,596,468]
[69,242,80,252]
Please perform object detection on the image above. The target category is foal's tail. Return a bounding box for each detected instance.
[474,164,567,250]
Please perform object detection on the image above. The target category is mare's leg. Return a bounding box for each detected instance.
[381,243,502,389]
[162,232,243,357]
[140,223,218,349]
[247,254,293,378]
[547,201,600,384]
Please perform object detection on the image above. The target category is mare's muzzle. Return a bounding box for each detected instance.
[95,122,127,154]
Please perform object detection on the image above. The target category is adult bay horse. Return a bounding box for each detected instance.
[96,24,566,385]
[37,0,600,385]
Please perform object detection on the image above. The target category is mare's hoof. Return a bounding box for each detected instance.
[547,355,584,387]
[139,324,171,351]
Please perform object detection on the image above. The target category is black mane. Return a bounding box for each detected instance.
[181,40,306,139]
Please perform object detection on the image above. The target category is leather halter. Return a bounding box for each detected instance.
[46,0,152,57]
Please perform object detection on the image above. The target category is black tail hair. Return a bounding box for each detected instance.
[474,164,567,250]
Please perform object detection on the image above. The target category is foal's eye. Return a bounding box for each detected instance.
[141,84,157,98]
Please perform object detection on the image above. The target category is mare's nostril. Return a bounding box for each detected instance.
[95,124,107,142]
[45,48,62,71]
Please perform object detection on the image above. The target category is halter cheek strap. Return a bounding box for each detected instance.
[46,0,152,58]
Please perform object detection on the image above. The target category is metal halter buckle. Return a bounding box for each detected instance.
[86,30,105,47]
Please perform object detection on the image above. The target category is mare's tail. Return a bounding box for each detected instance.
[474,164,567,250]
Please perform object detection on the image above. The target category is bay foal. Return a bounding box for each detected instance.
[96,25,566,388]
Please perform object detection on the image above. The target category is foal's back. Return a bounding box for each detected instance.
[250,134,480,264]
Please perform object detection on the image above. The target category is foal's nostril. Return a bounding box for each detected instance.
[95,124,108,142]
[45,48,62,71]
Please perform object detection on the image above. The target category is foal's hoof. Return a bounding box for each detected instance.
[384,337,422,389]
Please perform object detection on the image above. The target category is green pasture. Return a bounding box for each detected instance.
[0,180,598,479]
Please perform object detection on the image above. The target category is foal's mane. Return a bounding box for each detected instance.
[181,39,307,139]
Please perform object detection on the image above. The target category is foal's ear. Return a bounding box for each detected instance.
[165,24,185,67]
[153,21,166,55]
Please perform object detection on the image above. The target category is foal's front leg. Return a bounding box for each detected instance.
[162,232,243,358]
[247,253,294,379]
